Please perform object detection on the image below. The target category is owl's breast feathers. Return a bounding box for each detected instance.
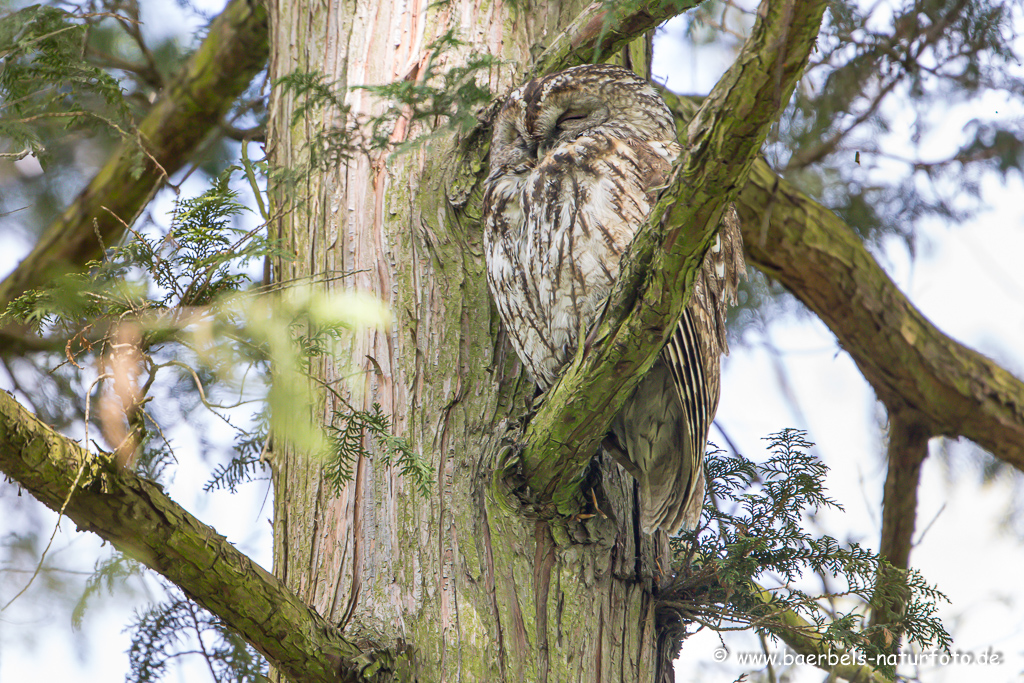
[484,133,680,387]
[482,64,745,535]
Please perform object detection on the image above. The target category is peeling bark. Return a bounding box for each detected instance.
[264,0,692,679]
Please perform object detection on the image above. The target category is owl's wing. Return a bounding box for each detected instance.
[659,205,745,529]
[661,308,713,529]
[703,205,745,356]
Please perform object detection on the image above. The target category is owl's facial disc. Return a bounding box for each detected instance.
[535,100,609,158]
[488,102,538,175]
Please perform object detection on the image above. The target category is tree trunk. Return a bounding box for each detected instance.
[266,0,664,679]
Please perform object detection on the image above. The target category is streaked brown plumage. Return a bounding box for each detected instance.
[483,64,744,534]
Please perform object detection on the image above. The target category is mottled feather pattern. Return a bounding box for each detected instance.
[486,133,672,385]
[483,64,744,534]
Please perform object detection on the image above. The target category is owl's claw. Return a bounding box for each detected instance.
[574,487,607,523]
[590,487,608,519]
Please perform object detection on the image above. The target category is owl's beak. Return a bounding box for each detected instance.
[535,139,550,160]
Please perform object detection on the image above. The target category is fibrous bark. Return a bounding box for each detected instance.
[267,0,826,680]
[262,0,727,678]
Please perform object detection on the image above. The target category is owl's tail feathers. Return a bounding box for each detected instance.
[611,360,705,537]
[636,430,705,536]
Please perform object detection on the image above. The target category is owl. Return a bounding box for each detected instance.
[482,63,744,535]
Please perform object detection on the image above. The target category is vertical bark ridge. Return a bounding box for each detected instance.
[480,500,511,681]
[534,522,557,682]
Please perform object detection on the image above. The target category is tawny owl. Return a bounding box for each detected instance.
[483,63,744,535]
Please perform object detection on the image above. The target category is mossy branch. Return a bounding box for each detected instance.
[752,585,894,683]
[0,0,269,309]
[660,91,1024,645]
[0,390,393,683]
[645,97,1024,467]
[520,0,828,512]
[530,0,702,78]
[731,157,1024,465]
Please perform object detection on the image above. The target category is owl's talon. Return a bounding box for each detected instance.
[589,487,608,519]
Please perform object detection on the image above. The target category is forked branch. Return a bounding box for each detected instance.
[723,147,1024,466]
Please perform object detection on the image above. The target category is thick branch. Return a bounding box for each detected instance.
[660,583,892,682]
[0,0,269,309]
[521,0,828,511]
[735,160,1024,467]
[0,391,389,683]
[530,0,700,78]
[758,584,893,683]
[658,92,1024,467]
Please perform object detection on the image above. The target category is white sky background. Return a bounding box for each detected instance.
[1,2,1023,682]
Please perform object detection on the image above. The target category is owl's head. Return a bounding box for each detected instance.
[488,64,677,175]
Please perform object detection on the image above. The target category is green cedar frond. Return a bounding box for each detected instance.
[126,583,267,683]
[324,402,433,498]
[0,5,135,165]
[661,429,950,679]
[72,554,145,629]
